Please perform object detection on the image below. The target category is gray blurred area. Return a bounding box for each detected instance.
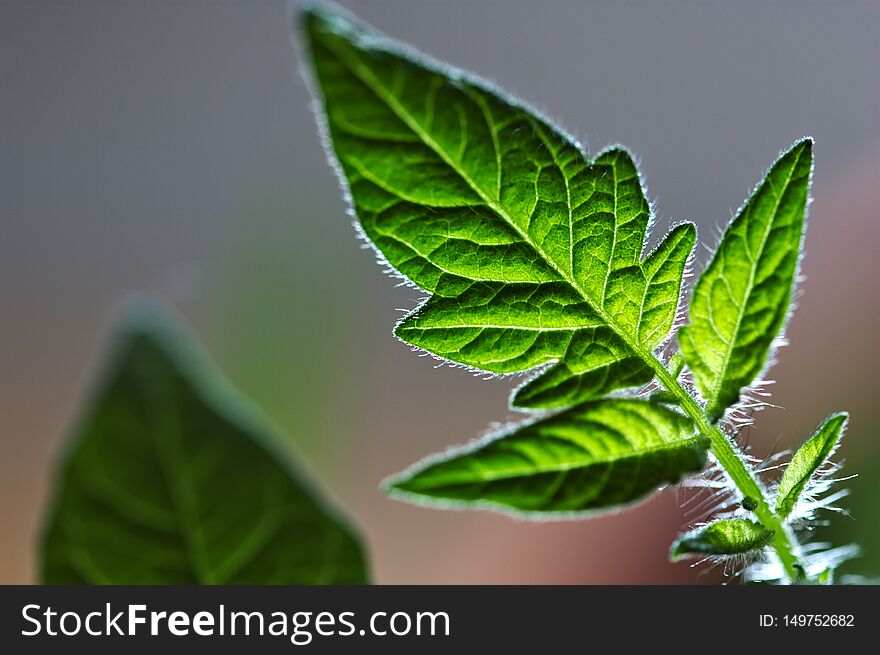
[1,0,878,583]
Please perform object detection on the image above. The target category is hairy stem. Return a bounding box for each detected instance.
[649,361,802,581]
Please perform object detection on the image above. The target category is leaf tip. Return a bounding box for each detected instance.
[821,411,849,442]
[827,410,849,425]
[670,221,698,249]
[381,467,452,510]
[298,0,371,44]
[509,379,550,411]
[297,0,339,25]
[380,472,410,496]
[785,136,814,165]
[796,135,814,151]
[104,293,193,362]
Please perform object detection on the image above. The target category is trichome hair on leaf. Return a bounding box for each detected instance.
[299,1,855,584]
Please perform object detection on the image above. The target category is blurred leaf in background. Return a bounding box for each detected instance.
[41,297,369,584]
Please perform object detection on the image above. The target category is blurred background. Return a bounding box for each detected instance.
[1,0,878,584]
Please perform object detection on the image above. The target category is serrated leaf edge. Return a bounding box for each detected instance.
[682,137,814,421]
[300,5,698,407]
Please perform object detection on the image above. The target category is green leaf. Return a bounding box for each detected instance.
[670,519,774,560]
[679,139,813,420]
[775,412,848,519]
[387,399,708,515]
[302,6,695,411]
[41,301,368,584]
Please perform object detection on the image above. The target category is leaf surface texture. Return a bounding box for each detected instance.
[305,7,694,411]
[389,399,708,514]
[680,140,812,419]
[775,412,847,518]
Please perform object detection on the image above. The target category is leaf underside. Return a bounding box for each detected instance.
[388,399,708,514]
[670,519,775,560]
[775,412,847,519]
[679,139,812,421]
[41,303,368,584]
[303,5,707,515]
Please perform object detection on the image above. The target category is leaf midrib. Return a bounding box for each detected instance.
[323,36,665,374]
[416,436,704,485]
[312,17,807,581]
[703,148,802,413]
[407,324,589,332]
[149,377,215,583]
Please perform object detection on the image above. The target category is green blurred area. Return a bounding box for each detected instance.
[2,0,878,584]
[823,449,880,581]
[202,198,367,467]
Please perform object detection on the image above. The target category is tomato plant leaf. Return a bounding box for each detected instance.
[303,6,694,412]
[679,139,813,421]
[301,2,851,583]
[41,301,368,584]
[670,519,775,560]
[776,412,848,519]
[387,399,708,515]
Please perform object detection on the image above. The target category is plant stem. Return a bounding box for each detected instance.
[649,360,802,582]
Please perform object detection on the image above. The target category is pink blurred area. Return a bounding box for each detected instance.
[2,0,878,584]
